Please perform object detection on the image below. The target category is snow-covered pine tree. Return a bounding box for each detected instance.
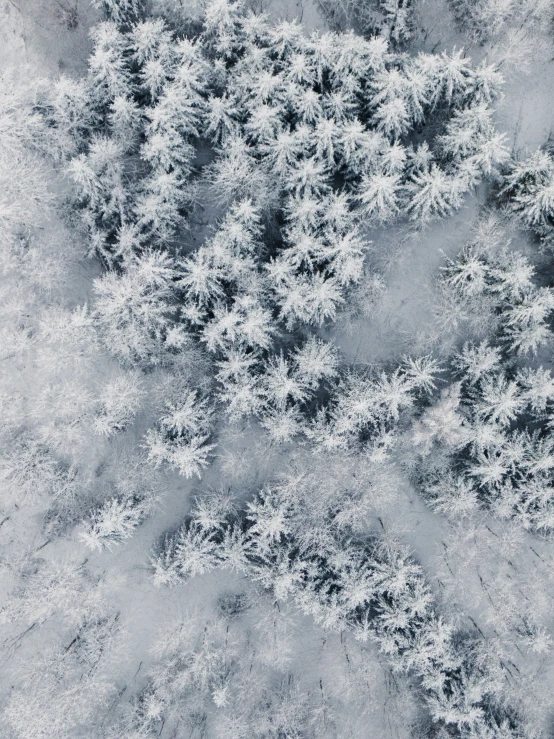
[92,372,144,436]
[79,495,150,550]
[500,147,554,248]
[93,250,188,364]
[145,388,215,478]
[0,433,77,506]
[91,0,143,24]
[88,22,133,109]
[293,337,339,389]
[66,136,129,261]
[48,76,96,158]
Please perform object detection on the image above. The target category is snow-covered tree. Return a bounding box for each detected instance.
[151,522,220,585]
[93,250,188,364]
[145,389,215,478]
[357,169,401,222]
[293,337,339,389]
[500,147,554,248]
[79,495,151,550]
[407,164,462,224]
[92,371,144,436]
[88,22,133,107]
[0,433,78,506]
[92,0,143,24]
[262,353,310,410]
[48,76,96,157]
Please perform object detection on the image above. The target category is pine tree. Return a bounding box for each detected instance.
[217,371,265,421]
[145,389,214,478]
[92,372,144,436]
[261,353,311,411]
[476,374,523,426]
[439,103,509,175]
[261,406,305,444]
[49,77,96,156]
[66,136,129,258]
[411,383,468,455]
[0,433,74,505]
[293,337,339,389]
[501,148,554,244]
[202,297,276,352]
[88,22,133,107]
[108,94,142,152]
[146,430,215,478]
[518,367,554,413]
[91,0,143,23]
[93,250,186,363]
[357,169,402,222]
[79,495,150,551]
[407,164,462,223]
[302,273,345,326]
[178,247,224,306]
[453,341,502,384]
[190,489,235,531]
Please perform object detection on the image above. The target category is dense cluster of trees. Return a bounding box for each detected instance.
[410,214,554,534]
[318,0,415,45]
[152,480,528,736]
[2,0,554,737]
[106,587,413,739]
[449,0,554,71]
[53,0,508,352]
[35,0,511,487]
[9,0,510,500]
